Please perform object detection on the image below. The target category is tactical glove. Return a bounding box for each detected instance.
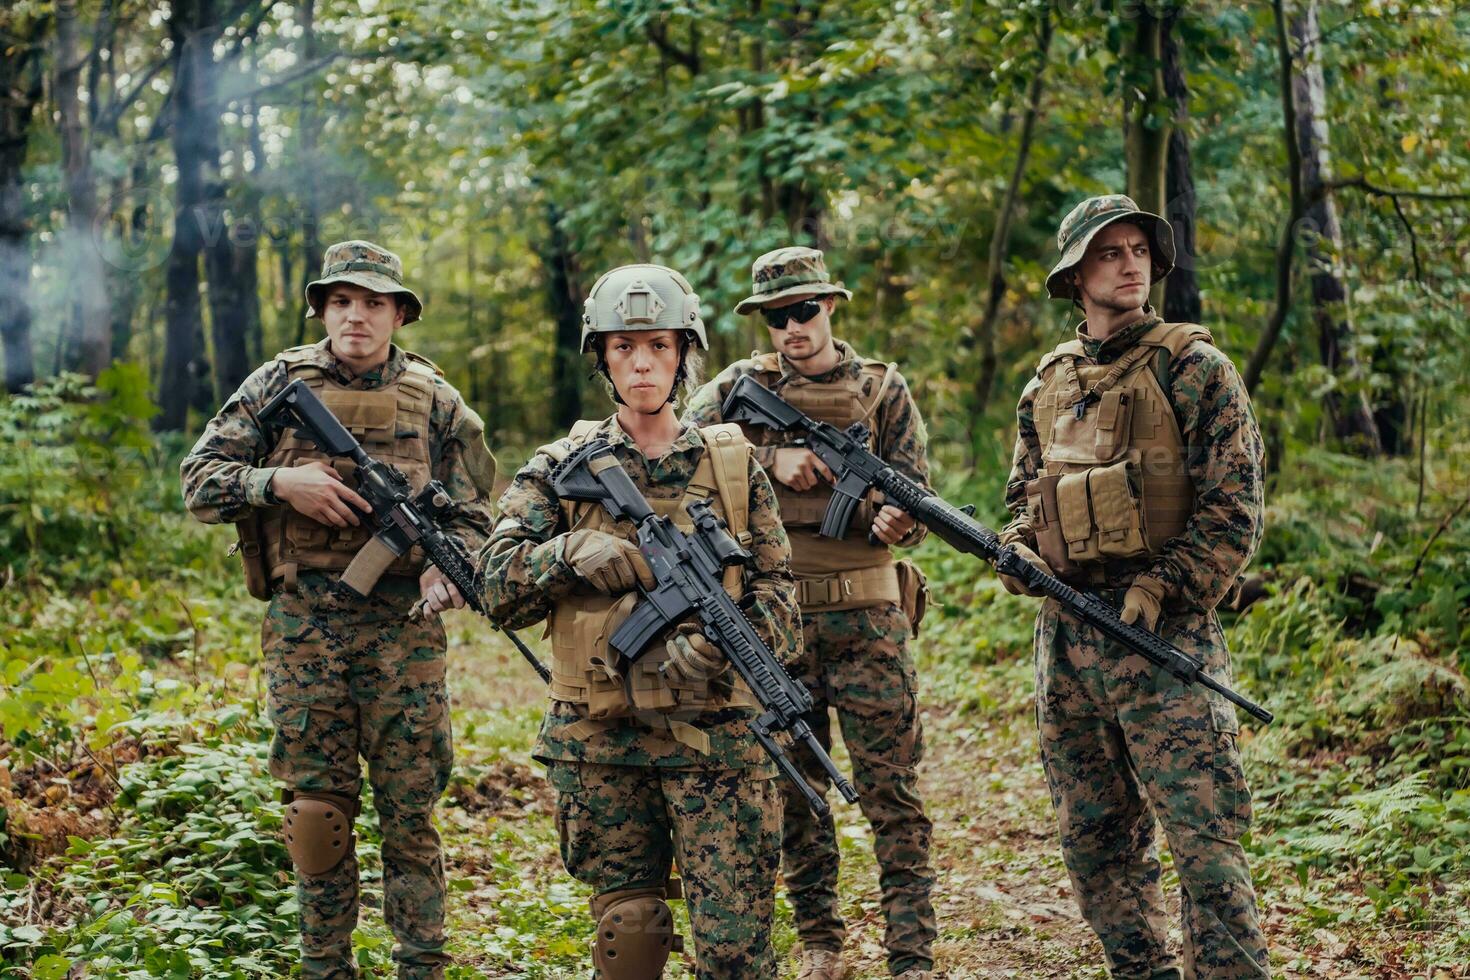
[1119,576,1168,633]
[660,623,728,685]
[561,530,655,594]
[999,540,1053,597]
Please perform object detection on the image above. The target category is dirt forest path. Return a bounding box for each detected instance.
[427,610,1381,979]
[432,614,1110,979]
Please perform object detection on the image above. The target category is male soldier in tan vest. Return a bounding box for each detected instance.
[1000,196,1270,978]
[684,247,936,980]
[181,241,497,979]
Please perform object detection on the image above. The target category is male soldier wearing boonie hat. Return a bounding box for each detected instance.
[181,240,496,979]
[999,196,1271,978]
[686,246,938,980]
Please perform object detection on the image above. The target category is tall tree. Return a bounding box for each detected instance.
[1121,5,1171,216]
[54,0,113,378]
[969,2,1053,430]
[538,199,585,429]
[158,0,220,429]
[0,10,47,392]
[1161,6,1200,324]
[1288,1,1382,453]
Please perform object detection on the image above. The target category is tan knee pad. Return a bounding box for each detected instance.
[590,884,684,979]
[283,790,358,876]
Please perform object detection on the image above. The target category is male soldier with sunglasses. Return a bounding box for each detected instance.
[684,246,936,980]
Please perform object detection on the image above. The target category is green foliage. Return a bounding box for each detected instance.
[0,365,170,582]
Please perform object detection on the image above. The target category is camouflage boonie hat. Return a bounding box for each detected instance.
[734,246,852,315]
[1045,195,1175,300]
[305,240,423,324]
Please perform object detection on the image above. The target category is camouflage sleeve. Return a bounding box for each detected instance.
[741,453,803,669]
[475,451,580,630]
[1146,343,1266,610]
[682,360,779,468]
[1000,375,1044,547]
[178,361,287,524]
[877,370,933,548]
[429,383,497,554]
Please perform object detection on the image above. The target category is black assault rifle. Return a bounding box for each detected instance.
[259,379,551,684]
[552,438,860,816]
[720,375,1273,725]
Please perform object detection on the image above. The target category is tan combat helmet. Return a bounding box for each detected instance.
[305,240,423,324]
[1045,195,1176,301]
[580,264,708,351]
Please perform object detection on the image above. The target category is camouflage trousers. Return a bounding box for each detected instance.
[780,603,935,975]
[263,573,454,980]
[546,759,781,979]
[1035,599,1269,979]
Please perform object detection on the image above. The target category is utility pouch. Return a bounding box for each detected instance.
[1025,472,1079,578]
[1089,458,1149,559]
[1047,387,1136,466]
[895,558,930,636]
[1056,471,1101,563]
[234,512,271,601]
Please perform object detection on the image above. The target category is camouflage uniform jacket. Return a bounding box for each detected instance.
[479,416,800,772]
[683,340,932,551]
[179,339,497,586]
[1002,315,1265,610]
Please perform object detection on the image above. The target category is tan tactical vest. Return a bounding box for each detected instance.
[244,346,440,593]
[1024,321,1209,582]
[739,352,901,611]
[534,421,759,753]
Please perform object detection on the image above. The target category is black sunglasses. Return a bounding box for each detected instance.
[761,299,823,330]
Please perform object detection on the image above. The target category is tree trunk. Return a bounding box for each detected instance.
[1161,8,1201,324]
[969,4,1053,432]
[293,0,321,348]
[1121,7,1171,312]
[538,200,584,431]
[1243,0,1304,394]
[1288,2,1382,454]
[0,18,45,393]
[107,152,150,363]
[157,0,218,429]
[1287,3,1375,455]
[54,0,113,378]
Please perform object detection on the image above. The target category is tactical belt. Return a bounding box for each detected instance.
[795,564,900,610]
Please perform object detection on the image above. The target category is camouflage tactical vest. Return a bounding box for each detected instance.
[1024,321,1208,581]
[534,421,759,752]
[247,346,440,593]
[739,351,902,611]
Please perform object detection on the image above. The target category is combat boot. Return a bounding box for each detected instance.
[797,946,847,980]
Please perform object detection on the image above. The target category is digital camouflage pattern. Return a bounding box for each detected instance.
[684,342,937,974]
[547,760,783,979]
[780,605,934,975]
[1003,313,1270,978]
[477,414,798,976]
[264,574,453,979]
[181,341,496,980]
[684,341,931,553]
[305,239,423,323]
[478,415,800,772]
[733,246,852,314]
[180,340,496,538]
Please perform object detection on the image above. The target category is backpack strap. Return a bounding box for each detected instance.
[698,423,752,544]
